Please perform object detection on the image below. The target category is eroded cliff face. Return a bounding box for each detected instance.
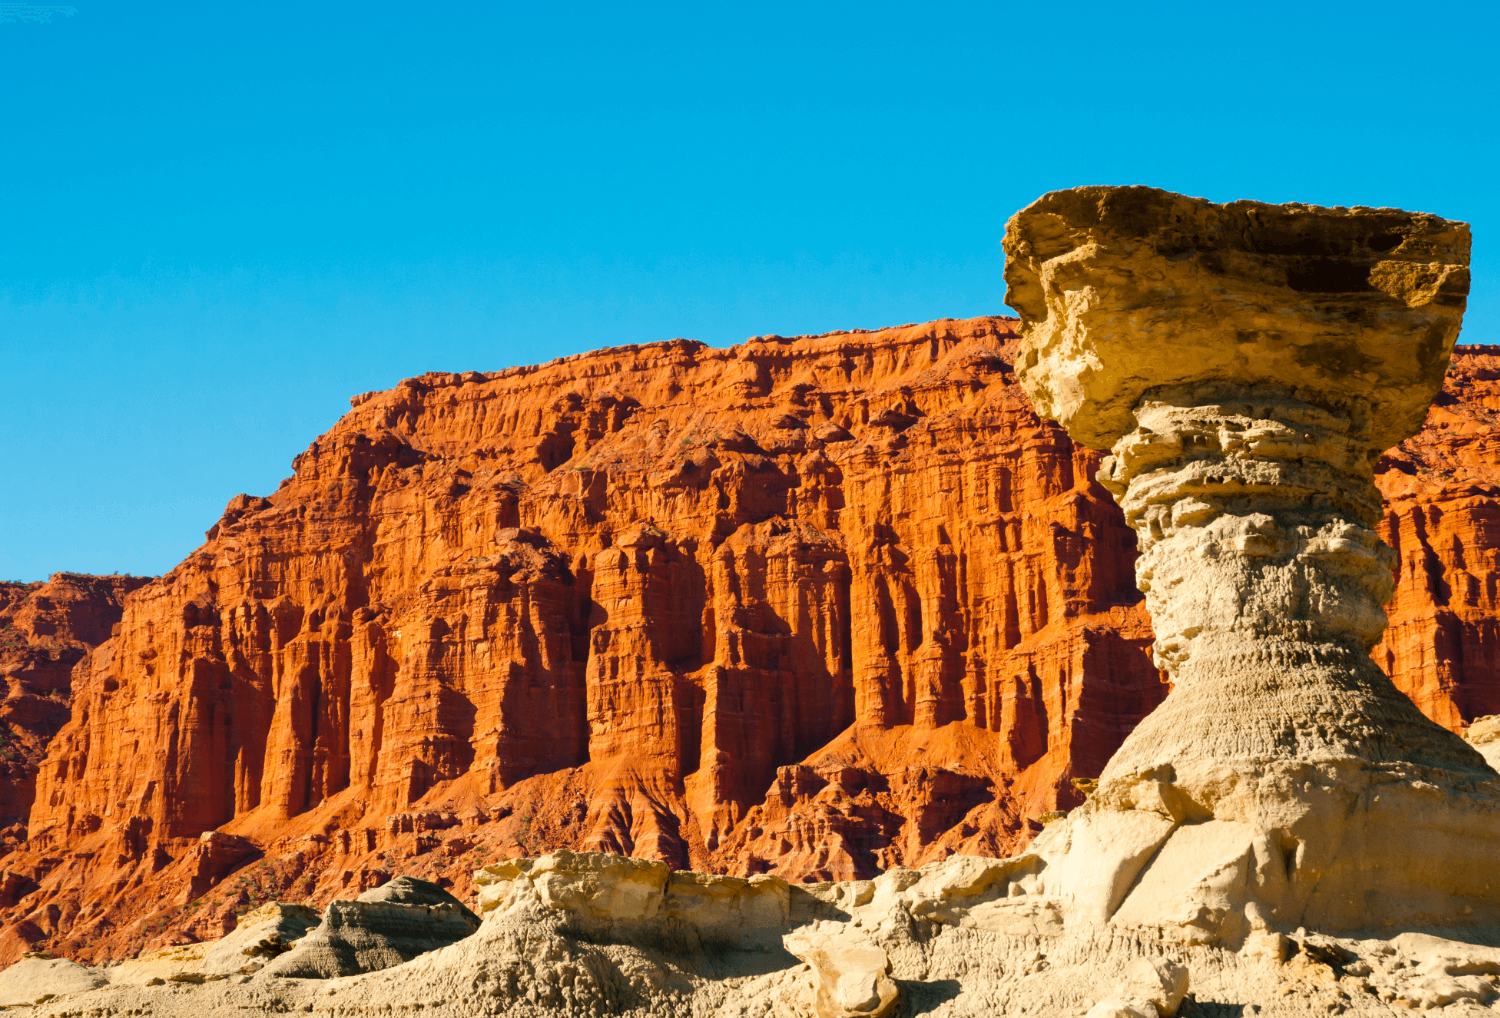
[0,574,150,834]
[2,324,1498,967]
[1375,345,1500,727]
[0,318,1168,962]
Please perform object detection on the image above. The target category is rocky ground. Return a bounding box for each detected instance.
[5,848,1500,1017]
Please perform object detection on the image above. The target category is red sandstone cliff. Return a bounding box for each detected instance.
[1374,345,1500,728]
[2,322,1497,965]
[0,575,150,833]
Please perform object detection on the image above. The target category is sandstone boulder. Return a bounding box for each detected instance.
[1120,956,1189,1016]
[783,921,900,1018]
[1466,714,1500,771]
[1084,1000,1156,1018]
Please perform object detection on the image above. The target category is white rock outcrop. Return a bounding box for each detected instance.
[1003,184,1500,944]
[783,921,900,1018]
[107,902,321,985]
[0,956,107,1006]
[262,875,479,978]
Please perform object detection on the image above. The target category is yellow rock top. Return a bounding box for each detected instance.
[1003,185,1470,451]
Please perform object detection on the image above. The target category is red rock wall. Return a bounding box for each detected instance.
[1375,345,1500,729]
[3,323,1498,965]
[0,574,150,833]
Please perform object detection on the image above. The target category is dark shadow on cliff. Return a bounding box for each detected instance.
[896,978,961,1015]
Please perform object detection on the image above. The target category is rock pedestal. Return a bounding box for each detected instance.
[1004,185,1500,941]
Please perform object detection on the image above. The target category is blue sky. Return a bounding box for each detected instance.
[2,1,1497,581]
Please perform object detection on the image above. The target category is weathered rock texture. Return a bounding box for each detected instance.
[15,851,1500,1016]
[0,573,150,831]
[0,316,1172,965]
[4,308,1500,969]
[105,901,320,985]
[262,875,477,978]
[1374,345,1500,728]
[1006,185,1500,940]
[0,955,107,1006]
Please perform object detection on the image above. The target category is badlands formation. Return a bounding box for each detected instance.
[5,185,1500,1015]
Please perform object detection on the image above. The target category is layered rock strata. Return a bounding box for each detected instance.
[0,317,1171,964]
[6,185,1500,1012]
[8,325,1500,966]
[1374,344,1500,727]
[105,902,320,985]
[262,875,479,978]
[0,573,150,832]
[1004,185,1500,939]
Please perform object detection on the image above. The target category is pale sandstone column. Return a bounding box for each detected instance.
[1002,186,1500,940]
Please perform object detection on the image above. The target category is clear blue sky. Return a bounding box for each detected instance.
[2,1,1497,582]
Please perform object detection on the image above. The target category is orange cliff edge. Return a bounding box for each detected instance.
[1,316,1497,965]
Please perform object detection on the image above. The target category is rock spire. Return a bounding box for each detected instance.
[1004,185,1500,939]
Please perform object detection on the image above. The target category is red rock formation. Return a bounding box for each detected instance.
[0,318,1168,962]
[3,323,1498,966]
[1375,345,1500,729]
[0,574,150,833]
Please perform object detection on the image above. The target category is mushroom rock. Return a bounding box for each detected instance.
[11,188,1500,1017]
[1005,184,1500,940]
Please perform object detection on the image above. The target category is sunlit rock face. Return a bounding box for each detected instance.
[1006,185,1500,942]
[0,573,150,832]
[1004,185,1470,452]
[6,291,1500,966]
[3,316,1171,964]
[1374,344,1500,730]
[11,189,1500,1014]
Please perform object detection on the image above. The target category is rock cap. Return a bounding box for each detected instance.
[1003,184,1470,450]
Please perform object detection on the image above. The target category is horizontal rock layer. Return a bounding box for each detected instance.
[1,321,1498,964]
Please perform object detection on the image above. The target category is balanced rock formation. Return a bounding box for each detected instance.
[7,186,1500,1016]
[1003,185,1499,938]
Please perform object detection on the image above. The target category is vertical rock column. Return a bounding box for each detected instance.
[1002,185,1500,939]
[1091,384,1475,779]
